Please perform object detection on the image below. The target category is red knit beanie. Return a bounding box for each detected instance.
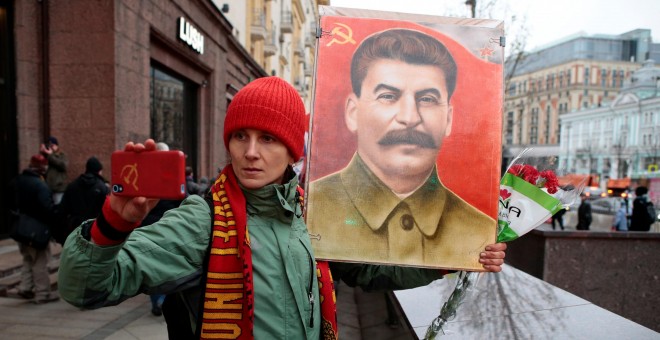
[223,76,306,160]
[29,154,48,174]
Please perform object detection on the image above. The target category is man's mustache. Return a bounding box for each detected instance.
[378,129,437,149]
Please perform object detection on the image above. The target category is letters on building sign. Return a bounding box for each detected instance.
[178,17,204,55]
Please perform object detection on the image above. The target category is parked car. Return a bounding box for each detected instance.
[563,197,624,232]
[582,186,608,199]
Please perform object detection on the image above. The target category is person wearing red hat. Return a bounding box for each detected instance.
[58,77,507,339]
[7,154,59,304]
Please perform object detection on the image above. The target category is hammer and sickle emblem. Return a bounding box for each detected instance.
[326,23,356,47]
[120,163,139,191]
[308,233,322,241]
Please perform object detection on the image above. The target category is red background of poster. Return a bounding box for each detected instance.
[308,16,502,218]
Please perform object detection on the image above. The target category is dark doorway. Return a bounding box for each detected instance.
[0,1,18,237]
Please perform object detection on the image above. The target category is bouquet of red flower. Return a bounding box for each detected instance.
[425,150,584,339]
[497,163,569,242]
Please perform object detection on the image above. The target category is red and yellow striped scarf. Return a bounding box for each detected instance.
[200,166,338,339]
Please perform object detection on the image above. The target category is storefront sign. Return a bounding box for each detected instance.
[178,17,204,54]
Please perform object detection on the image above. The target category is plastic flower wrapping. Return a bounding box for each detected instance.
[424,149,585,339]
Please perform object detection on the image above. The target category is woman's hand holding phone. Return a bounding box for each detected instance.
[109,139,160,223]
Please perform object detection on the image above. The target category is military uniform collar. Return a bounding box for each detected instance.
[339,153,446,237]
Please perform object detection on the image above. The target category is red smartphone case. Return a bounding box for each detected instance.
[110,150,186,200]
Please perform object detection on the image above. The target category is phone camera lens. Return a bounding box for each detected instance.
[112,184,123,193]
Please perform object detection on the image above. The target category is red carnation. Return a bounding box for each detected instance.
[507,164,524,176]
[540,170,559,194]
[521,164,539,184]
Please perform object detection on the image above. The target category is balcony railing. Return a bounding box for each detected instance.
[264,31,277,57]
[251,10,266,40]
[293,41,304,56]
[281,11,293,34]
[305,35,315,48]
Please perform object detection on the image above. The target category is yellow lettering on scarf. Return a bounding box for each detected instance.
[211,248,238,255]
[207,272,243,279]
[204,312,242,319]
[201,323,241,339]
[205,292,243,310]
[213,229,237,242]
[206,283,243,289]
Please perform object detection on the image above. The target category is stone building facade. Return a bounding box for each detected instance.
[0,0,267,235]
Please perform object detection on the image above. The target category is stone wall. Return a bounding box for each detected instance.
[506,230,660,332]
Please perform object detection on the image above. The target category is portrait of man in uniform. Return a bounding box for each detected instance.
[306,12,503,270]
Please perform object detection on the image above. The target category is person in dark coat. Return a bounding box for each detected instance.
[57,156,109,245]
[551,208,566,230]
[630,186,655,231]
[7,154,59,303]
[185,166,204,196]
[576,193,592,230]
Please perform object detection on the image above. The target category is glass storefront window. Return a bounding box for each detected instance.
[150,64,198,172]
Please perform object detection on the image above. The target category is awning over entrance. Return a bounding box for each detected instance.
[607,178,631,189]
[558,174,594,188]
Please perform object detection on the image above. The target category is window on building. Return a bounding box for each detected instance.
[550,73,555,89]
[545,106,551,144]
[150,64,198,169]
[506,111,514,145]
[517,109,523,144]
[558,120,562,143]
[590,157,598,173]
[584,67,589,85]
[619,70,624,87]
[530,108,539,144]
[530,127,538,144]
[601,68,607,87]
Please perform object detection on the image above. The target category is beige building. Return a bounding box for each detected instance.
[213,0,329,110]
[503,29,659,156]
[505,59,640,146]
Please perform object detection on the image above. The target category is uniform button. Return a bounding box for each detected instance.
[401,214,414,230]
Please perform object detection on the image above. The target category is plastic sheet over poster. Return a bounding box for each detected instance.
[304,6,504,270]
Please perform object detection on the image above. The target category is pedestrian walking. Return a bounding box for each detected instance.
[7,154,60,303]
[630,186,655,231]
[576,193,592,230]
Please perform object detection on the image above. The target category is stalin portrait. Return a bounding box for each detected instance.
[306,18,503,270]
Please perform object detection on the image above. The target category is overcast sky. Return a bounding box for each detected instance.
[328,0,660,51]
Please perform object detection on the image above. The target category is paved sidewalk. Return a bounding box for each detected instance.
[0,279,412,339]
[0,238,412,339]
[0,293,166,339]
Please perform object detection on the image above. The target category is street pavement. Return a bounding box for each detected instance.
[0,239,412,339]
[0,284,410,339]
